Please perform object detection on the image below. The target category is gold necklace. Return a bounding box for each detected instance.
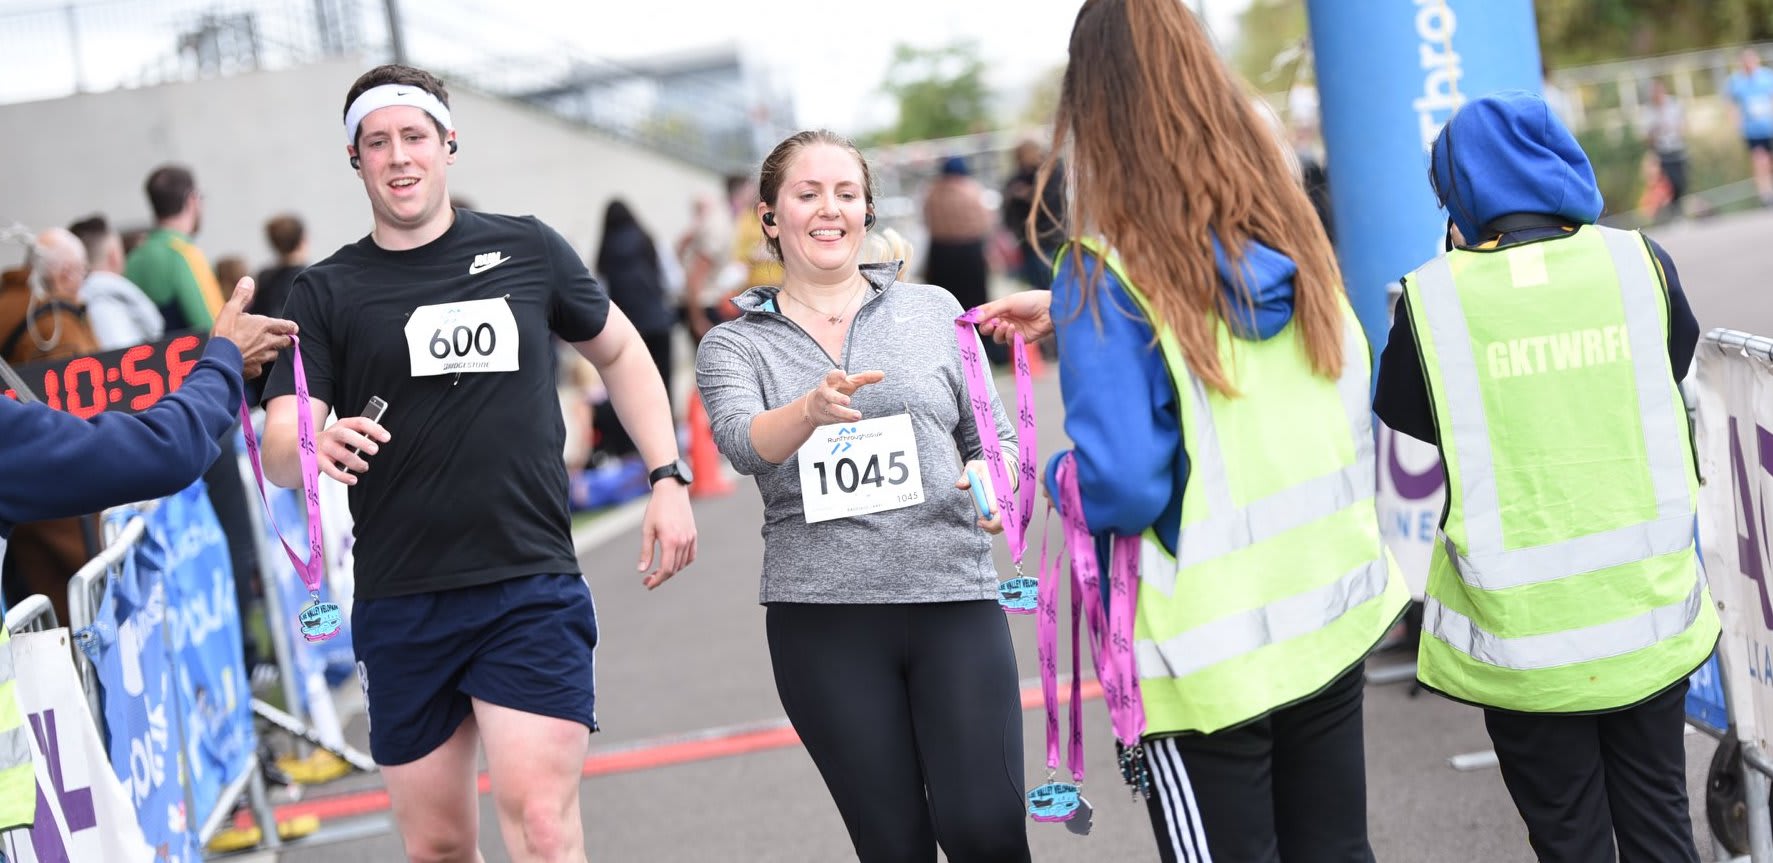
[782,279,867,325]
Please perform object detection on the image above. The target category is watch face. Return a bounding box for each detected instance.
[675,459,695,486]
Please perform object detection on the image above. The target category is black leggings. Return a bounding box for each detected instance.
[766,600,1031,863]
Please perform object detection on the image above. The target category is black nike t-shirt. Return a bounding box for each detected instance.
[261,209,608,599]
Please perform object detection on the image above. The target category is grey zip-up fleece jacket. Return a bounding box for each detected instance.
[694,262,1017,604]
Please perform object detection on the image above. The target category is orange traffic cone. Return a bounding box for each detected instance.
[687,392,735,498]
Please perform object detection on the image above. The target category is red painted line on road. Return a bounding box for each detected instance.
[245,677,1104,827]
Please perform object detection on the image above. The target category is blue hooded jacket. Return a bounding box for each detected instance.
[1044,237,1299,551]
[1430,90,1604,241]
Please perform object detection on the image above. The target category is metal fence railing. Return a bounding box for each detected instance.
[0,0,367,105]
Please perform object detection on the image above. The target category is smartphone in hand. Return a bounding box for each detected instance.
[343,396,389,469]
[967,465,995,520]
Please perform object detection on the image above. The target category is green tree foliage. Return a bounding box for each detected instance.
[1536,0,1773,65]
[1231,0,1309,91]
[1228,0,1773,83]
[1018,63,1065,127]
[876,41,993,144]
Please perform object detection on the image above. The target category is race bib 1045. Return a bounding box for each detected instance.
[404,297,520,376]
[797,413,924,523]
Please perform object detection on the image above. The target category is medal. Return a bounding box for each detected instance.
[997,574,1039,614]
[299,592,343,642]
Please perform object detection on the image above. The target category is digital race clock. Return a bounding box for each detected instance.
[3,334,208,418]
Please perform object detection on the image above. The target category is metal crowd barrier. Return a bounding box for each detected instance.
[3,594,58,635]
[60,499,281,856]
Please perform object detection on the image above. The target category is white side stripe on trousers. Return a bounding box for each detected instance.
[1149,738,1215,863]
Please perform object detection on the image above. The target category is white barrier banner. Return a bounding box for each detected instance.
[1696,339,1773,752]
[1376,424,1444,599]
[2,629,152,863]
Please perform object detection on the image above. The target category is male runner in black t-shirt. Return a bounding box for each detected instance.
[259,64,697,862]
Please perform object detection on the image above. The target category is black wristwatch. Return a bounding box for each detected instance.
[648,459,695,488]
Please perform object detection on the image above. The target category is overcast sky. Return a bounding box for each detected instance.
[0,0,1248,131]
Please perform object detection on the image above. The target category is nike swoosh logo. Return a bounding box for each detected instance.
[893,312,916,324]
[468,255,510,275]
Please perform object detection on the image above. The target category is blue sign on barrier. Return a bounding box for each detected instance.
[152,481,255,821]
[1689,651,1730,735]
[84,511,203,863]
[264,484,357,708]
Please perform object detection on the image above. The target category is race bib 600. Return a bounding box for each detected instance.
[404,298,520,376]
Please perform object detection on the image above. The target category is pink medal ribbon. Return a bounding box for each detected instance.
[952,310,1038,614]
[1055,453,1150,797]
[1028,508,1090,828]
[239,335,340,643]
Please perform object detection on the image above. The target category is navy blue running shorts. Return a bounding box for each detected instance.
[351,572,600,766]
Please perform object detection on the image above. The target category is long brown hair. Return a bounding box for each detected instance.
[1034,0,1344,395]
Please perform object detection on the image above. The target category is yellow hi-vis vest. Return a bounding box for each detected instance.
[1403,225,1718,713]
[0,610,36,829]
[1063,240,1410,736]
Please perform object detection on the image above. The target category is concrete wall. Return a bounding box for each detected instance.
[0,58,724,281]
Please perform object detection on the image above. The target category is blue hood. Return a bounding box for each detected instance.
[1214,234,1295,341]
[1430,90,1603,242]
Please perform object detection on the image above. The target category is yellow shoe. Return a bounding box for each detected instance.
[204,815,322,852]
[207,825,261,853]
[277,814,321,840]
[276,750,353,785]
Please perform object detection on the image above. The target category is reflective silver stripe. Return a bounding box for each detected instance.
[1135,556,1392,679]
[1177,462,1373,570]
[1411,254,1502,557]
[0,715,29,773]
[1422,574,1705,670]
[1148,320,1375,594]
[1438,512,1696,591]
[1411,229,1694,591]
[1599,227,1694,525]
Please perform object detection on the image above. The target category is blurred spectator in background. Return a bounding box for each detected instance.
[862,225,915,282]
[126,164,224,332]
[247,214,308,404]
[125,164,262,659]
[1728,49,1773,205]
[1001,141,1066,291]
[120,226,148,257]
[922,156,992,311]
[68,214,163,350]
[593,199,677,454]
[925,156,997,361]
[676,193,730,341]
[1643,79,1688,222]
[1,227,106,622]
[214,256,250,304]
[255,213,308,317]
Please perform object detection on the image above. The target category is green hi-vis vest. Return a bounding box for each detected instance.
[1063,240,1409,736]
[0,622,36,829]
[1403,225,1718,713]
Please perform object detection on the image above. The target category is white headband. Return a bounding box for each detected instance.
[344,84,454,145]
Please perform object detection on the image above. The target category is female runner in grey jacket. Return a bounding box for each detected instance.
[694,129,1030,863]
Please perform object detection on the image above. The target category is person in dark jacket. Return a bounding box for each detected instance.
[595,199,677,424]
